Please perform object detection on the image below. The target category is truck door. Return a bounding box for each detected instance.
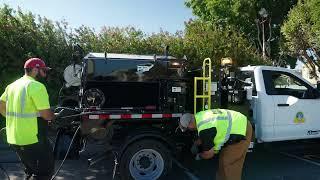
[262,70,320,141]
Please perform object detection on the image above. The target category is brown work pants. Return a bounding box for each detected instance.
[216,121,253,180]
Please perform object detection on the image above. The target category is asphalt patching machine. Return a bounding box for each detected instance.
[53,46,249,180]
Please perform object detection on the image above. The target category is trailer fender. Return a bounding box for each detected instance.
[119,129,175,159]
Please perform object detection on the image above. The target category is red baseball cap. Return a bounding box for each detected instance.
[24,58,51,70]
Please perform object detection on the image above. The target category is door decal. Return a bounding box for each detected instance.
[294,112,305,123]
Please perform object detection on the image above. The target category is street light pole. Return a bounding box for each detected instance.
[258,8,269,61]
[262,20,266,60]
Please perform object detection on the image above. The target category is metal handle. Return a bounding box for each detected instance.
[277,104,289,107]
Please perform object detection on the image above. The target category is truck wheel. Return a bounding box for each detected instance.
[120,139,172,180]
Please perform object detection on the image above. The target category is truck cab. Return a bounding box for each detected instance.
[240,66,320,143]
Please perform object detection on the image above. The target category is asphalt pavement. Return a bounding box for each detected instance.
[1,140,320,180]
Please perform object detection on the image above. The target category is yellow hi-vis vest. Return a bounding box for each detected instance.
[0,75,50,145]
[195,109,247,152]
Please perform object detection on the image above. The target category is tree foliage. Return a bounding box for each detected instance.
[0,5,72,102]
[281,0,320,76]
[184,20,264,67]
[0,4,266,105]
[185,0,257,36]
[185,0,297,61]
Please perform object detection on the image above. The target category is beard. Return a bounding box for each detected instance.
[35,73,48,84]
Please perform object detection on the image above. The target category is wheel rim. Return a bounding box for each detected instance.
[129,148,164,180]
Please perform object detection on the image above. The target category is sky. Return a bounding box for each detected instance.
[1,0,194,34]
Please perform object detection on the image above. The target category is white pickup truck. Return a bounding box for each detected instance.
[238,66,320,143]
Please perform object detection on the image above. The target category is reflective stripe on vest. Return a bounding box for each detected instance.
[197,110,232,151]
[20,82,28,112]
[220,111,232,150]
[197,115,228,129]
[6,81,40,119]
[6,112,39,118]
[5,94,8,110]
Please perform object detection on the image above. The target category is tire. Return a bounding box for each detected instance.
[53,129,80,160]
[119,139,172,180]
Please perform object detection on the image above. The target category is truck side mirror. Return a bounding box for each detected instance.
[244,86,253,100]
[244,78,253,100]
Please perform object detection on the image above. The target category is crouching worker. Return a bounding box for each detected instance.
[179,109,252,180]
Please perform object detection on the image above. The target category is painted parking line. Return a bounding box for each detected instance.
[279,151,320,167]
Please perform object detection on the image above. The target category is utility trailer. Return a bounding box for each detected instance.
[55,46,320,179]
[54,49,210,180]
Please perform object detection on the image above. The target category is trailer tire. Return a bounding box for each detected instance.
[119,139,172,180]
[53,129,80,160]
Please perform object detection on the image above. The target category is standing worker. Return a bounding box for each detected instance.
[0,58,57,180]
[179,109,252,180]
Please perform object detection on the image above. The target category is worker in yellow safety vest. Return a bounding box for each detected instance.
[179,109,253,180]
[0,58,57,180]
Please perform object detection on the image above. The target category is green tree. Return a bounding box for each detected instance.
[0,3,269,106]
[185,0,297,61]
[185,0,257,36]
[0,5,72,103]
[281,0,320,76]
[70,25,100,53]
[184,20,264,68]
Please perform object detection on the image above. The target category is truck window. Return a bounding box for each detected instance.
[263,70,311,98]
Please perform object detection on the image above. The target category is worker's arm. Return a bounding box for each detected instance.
[197,127,217,160]
[0,100,6,117]
[39,109,55,121]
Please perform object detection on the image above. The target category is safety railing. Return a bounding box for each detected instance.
[194,58,212,114]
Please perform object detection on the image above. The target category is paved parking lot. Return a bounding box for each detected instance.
[1,140,320,180]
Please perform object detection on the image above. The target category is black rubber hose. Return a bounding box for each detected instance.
[112,151,119,180]
[171,157,200,180]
